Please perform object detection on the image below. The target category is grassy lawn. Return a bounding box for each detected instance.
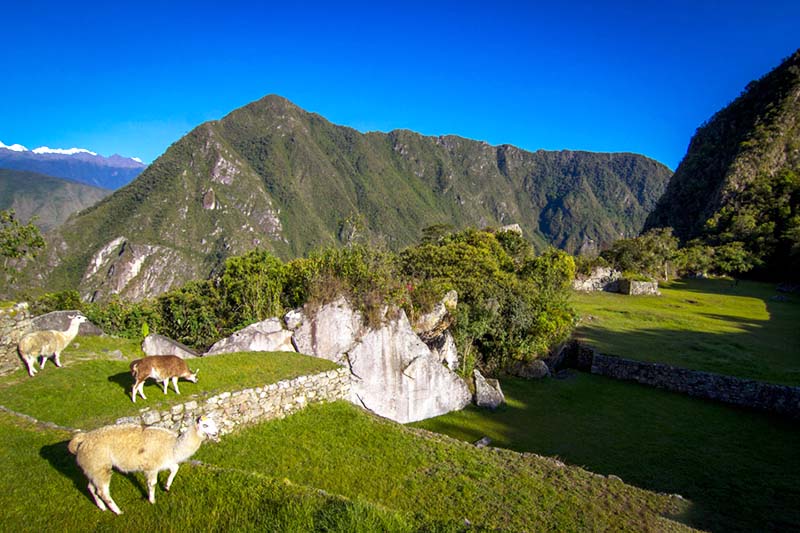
[412,374,800,533]
[0,337,698,532]
[0,411,424,532]
[571,278,800,385]
[0,336,339,429]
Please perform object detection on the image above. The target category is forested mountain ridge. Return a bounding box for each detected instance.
[11,95,671,301]
[645,49,800,277]
[0,169,111,232]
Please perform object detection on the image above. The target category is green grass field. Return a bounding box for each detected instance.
[0,342,697,532]
[412,375,800,533]
[572,278,800,385]
[0,337,338,429]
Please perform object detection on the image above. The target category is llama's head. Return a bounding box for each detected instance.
[197,415,219,442]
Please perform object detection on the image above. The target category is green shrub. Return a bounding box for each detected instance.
[47,229,577,373]
[29,290,84,315]
[218,249,286,327]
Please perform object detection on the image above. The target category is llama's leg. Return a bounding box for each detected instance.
[54,350,63,367]
[39,355,48,369]
[94,468,122,514]
[23,356,37,376]
[138,382,147,400]
[161,379,169,394]
[87,482,108,511]
[172,377,181,394]
[145,470,159,504]
[164,464,180,492]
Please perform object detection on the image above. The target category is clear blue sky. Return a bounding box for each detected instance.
[2,1,798,169]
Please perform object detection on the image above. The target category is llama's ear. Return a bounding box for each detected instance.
[194,368,200,376]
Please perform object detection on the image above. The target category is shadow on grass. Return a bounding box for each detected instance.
[107,371,134,399]
[39,439,150,505]
[415,375,800,532]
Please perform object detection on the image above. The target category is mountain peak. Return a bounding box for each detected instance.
[0,140,28,152]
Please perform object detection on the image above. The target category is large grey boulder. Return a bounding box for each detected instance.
[511,359,551,379]
[347,311,471,423]
[205,318,295,355]
[142,334,200,358]
[30,310,103,336]
[473,369,505,409]
[288,297,364,364]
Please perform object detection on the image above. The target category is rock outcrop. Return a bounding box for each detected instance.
[142,334,200,358]
[345,311,471,423]
[205,318,295,355]
[572,267,621,292]
[30,310,103,336]
[474,369,505,409]
[290,298,364,365]
[284,297,471,423]
[195,293,471,423]
[510,359,551,379]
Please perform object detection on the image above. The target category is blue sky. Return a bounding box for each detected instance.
[2,1,798,169]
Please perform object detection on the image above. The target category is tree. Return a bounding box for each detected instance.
[600,228,678,280]
[0,209,45,283]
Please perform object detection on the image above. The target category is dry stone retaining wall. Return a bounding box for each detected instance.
[113,367,351,434]
[577,348,800,418]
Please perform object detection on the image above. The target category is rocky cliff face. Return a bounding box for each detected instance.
[18,95,671,301]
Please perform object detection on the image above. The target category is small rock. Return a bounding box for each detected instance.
[474,436,492,448]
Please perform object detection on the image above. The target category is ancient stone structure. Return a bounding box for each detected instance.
[617,279,661,296]
[0,303,32,376]
[114,367,350,435]
[590,354,800,417]
[559,342,800,418]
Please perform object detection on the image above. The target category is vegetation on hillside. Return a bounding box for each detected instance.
[0,169,111,232]
[645,49,800,279]
[18,94,671,301]
[30,228,576,375]
[0,208,45,286]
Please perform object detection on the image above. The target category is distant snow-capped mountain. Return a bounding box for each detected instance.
[0,140,146,189]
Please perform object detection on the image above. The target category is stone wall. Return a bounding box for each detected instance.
[0,303,32,376]
[617,279,660,296]
[587,351,800,418]
[113,367,351,434]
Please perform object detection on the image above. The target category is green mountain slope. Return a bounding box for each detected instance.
[14,95,671,301]
[0,169,111,232]
[645,49,800,277]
